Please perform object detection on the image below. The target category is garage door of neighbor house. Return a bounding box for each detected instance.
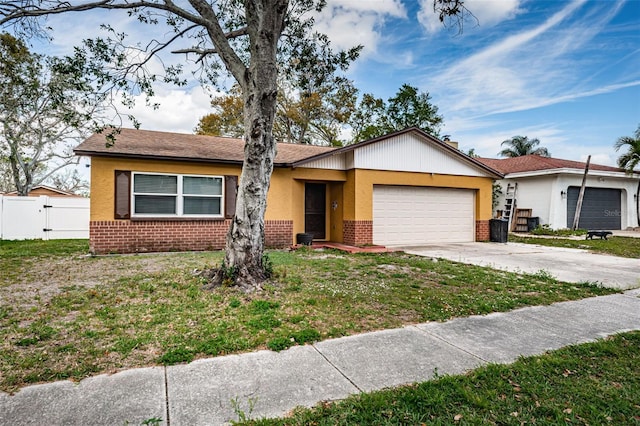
[373,186,475,246]
[567,187,621,230]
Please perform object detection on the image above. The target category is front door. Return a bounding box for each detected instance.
[305,183,326,239]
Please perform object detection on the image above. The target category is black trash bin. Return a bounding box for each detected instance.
[296,232,314,246]
[489,219,509,243]
[527,217,540,232]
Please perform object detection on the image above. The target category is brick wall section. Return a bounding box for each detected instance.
[90,219,293,254]
[264,220,293,248]
[476,220,490,241]
[343,220,373,246]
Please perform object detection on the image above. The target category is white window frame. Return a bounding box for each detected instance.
[131,172,224,218]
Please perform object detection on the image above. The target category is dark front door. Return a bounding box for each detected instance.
[305,183,326,239]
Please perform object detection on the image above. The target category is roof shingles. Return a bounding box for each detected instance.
[75,127,504,178]
[75,128,337,166]
[477,155,624,175]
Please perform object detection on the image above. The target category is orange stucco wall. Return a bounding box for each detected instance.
[348,169,494,221]
[89,156,493,244]
[89,157,348,224]
[90,157,243,221]
[290,168,347,240]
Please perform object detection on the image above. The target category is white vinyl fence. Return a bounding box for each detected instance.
[0,195,89,240]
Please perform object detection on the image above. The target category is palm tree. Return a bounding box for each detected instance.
[499,136,550,158]
[614,124,640,227]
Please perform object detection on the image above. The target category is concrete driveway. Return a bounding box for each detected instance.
[400,242,640,290]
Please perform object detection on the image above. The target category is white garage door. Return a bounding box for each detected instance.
[373,185,475,246]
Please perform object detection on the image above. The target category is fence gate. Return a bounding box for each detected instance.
[0,195,89,240]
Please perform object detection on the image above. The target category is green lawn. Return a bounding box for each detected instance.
[509,235,640,259]
[246,332,640,425]
[0,239,617,392]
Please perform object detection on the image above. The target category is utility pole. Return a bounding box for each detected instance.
[572,155,591,230]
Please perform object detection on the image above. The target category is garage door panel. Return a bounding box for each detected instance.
[566,187,621,230]
[373,186,474,246]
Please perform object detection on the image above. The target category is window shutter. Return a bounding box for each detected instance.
[224,175,238,219]
[114,170,131,219]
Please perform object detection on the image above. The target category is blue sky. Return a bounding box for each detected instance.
[336,0,640,165]
[21,0,640,166]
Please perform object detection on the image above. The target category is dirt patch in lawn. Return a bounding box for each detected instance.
[0,253,217,309]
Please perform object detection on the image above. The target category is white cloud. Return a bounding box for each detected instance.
[427,0,630,118]
[121,86,214,134]
[314,0,407,57]
[582,153,616,167]
[417,0,523,34]
[24,12,222,134]
[425,0,636,165]
[467,0,524,27]
[326,0,406,16]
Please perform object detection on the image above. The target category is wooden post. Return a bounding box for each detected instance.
[572,155,591,230]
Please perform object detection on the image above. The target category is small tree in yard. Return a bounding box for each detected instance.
[1,0,469,291]
[0,33,100,196]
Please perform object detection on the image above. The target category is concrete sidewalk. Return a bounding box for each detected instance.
[1,290,639,426]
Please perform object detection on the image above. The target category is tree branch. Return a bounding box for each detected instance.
[170,26,248,62]
[2,0,252,87]
[187,0,248,85]
[1,0,204,26]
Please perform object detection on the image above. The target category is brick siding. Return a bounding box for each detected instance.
[343,220,373,246]
[264,220,294,248]
[476,220,490,241]
[90,219,293,254]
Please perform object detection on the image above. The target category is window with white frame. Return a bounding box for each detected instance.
[132,173,223,217]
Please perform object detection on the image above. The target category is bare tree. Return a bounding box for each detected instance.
[1,0,468,290]
[0,33,100,195]
[49,168,90,196]
[0,156,20,192]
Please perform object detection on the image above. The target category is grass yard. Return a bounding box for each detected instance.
[509,235,640,259]
[246,331,640,425]
[0,239,617,392]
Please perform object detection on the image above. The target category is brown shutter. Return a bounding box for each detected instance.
[114,170,131,219]
[224,175,238,219]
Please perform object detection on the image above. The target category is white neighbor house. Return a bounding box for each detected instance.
[479,155,639,231]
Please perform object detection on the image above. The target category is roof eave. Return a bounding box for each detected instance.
[502,168,638,179]
[74,149,255,166]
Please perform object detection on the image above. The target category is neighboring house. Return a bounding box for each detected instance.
[478,155,639,231]
[74,127,502,254]
[5,185,82,197]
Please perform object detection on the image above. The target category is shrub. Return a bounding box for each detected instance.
[531,225,587,236]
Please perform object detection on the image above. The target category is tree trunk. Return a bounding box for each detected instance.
[207,0,286,292]
[8,140,30,196]
[212,76,278,292]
